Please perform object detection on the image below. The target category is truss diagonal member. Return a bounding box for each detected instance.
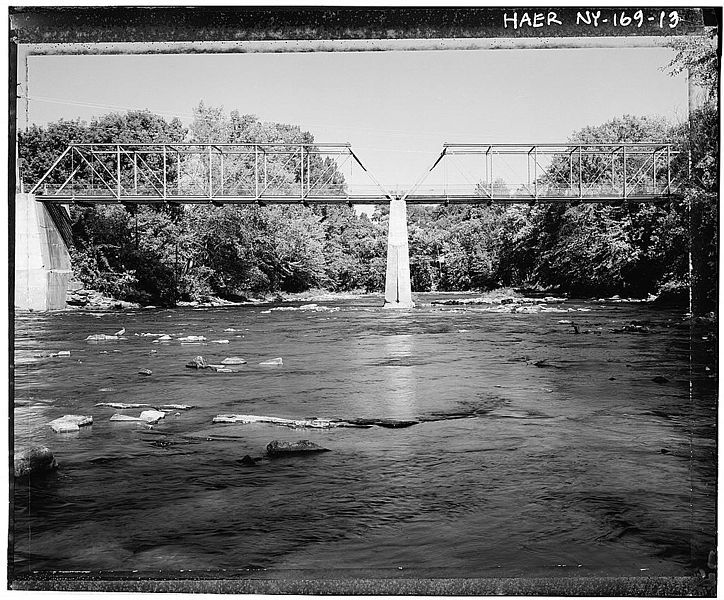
[120,147,163,196]
[400,148,446,201]
[306,153,351,196]
[56,165,82,194]
[257,151,297,197]
[177,155,214,196]
[349,149,392,200]
[75,148,120,198]
[624,154,655,195]
[30,144,73,194]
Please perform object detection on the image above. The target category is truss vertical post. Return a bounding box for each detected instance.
[534,145,538,200]
[220,150,224,196]
[116,144,121,199]
[527,150,530,188]
[300,145,304,198]
[489,147,494,198]
[133,152,138,195]
[176,150,181,194]
[263,150,267,188]
[623,146,627,198]
[208,145,212,198]
[611,150,616,190]
[569,151,573,193]
[667,145,671,194]
[255,146,259,198]
[652,148,657,194]
[578,146,582,198]
[307,149,311,194]
[163,145,167,199]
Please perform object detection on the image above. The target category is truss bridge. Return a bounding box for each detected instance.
[20,140,685,311]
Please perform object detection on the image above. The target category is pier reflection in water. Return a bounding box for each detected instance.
[12,294,716,579]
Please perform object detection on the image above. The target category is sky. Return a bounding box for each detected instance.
[25,47,688,192]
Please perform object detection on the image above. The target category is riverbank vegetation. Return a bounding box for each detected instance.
[18,37,717,313]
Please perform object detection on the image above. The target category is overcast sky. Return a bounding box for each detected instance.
[26,47,688,191]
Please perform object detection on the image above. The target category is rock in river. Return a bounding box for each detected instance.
[185,355,208,369]
[221,357,247,365]
[259,357,283,366]
[14,446,58,477]
[49,414,93,433]
[266,440,330,457]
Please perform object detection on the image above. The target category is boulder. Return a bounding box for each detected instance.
[140,410,166,423]
[221,357,247,365]
[49,415,93,433]
[266,440,330,457]
[259,357,283,366]
[110,410,165,424]
[14,446,58,478]
[185,356,208,369]
[179,335,207,342]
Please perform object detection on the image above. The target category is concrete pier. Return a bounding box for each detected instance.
[15,193,72,311]
[383,198,414,308]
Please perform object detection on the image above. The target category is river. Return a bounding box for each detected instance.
[11,293,717,581]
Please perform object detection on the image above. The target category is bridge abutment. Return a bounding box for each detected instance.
[15,193,72,311]
[383,198,415,308]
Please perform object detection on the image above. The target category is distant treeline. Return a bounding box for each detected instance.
[18,37,717,313]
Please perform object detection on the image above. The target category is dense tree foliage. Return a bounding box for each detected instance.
[18,43,718,312]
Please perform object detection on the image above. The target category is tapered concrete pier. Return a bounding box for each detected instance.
[15,193,72,311]
[383,198,414,308]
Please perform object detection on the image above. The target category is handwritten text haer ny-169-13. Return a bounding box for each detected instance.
[503,10,681,30]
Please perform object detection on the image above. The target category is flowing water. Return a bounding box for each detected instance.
[11,293,717,580]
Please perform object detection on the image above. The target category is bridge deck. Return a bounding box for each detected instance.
[34,193,678,206]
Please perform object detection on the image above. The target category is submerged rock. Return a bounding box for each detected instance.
[138,369,153,376]
[652,376,669,384]
[210,339,230,344]
[96,402,150,409]
[266,440,330,457]
[185,355,208,369]
[14,446,58,477]
[85,333,121,342]
[49,414,93,433]
[239,455,261,466]
[259,357,283,366]
[214,414,339,428]
[345,418,418,429]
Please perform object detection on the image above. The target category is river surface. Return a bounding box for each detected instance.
[12,293,717,581]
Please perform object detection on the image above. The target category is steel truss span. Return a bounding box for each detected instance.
[30,142,391,206]
[404,143,683,204]
[30,142,683,206]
